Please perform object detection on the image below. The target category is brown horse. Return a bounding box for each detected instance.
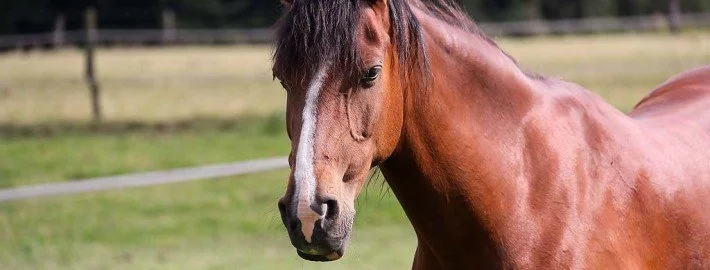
[273,0,710,268]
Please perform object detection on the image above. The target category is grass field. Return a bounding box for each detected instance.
[1,32,709,125]
[0,32,709,269]
[0,170,415,269]
[0,46,283,124]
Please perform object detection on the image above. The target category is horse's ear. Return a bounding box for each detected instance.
[281,0,292,7]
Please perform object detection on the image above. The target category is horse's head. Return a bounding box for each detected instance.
[273,0,423,262]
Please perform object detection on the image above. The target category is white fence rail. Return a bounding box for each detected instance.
[2,13,709,50]
[0,157,288,203]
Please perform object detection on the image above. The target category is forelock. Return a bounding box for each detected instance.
[273,0,363,84]
[272,0,505,89]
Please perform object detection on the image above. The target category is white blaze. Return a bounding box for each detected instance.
[293,64,329,243]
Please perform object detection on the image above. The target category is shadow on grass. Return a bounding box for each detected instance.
[0,113,286,139]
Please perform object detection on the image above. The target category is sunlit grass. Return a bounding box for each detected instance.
[500,32,710,111]
[0,170,415,269]
[1,33,708,124]
[0,46,284,124]
[0,125,289,188]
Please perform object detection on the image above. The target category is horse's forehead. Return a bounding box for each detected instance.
[273,0,380,84]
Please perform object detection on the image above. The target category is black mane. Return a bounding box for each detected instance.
[272,0,503,85]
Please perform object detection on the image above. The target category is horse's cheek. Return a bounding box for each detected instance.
[346,91,378,142]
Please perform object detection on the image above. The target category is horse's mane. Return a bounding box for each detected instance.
[272,0,510,85]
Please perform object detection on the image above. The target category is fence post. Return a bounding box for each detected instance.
[52,14,66,48]
[85,7,102,123]
[668,0,682,33]
[162,9,177,44]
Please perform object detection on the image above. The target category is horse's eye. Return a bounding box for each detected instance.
[361,65,382,85]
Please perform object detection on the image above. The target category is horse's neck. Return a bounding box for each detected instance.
[380,12,636,265]
[380,14,542,264]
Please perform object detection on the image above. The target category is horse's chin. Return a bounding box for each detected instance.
[297,249,344,262]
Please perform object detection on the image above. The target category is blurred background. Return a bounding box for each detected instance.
[0,0,708,269]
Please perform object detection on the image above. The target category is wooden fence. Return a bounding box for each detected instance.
[480,12,710,36]
[2,12,710,50]
[2,11,709,123]
[0,29,275,50]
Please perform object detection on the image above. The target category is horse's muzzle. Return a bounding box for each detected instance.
[278,198,349,262]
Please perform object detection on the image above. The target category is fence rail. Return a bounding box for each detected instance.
[480,12,710,36]
[0,28,275,49]
[0,157,288,203]
[2,12,710,50]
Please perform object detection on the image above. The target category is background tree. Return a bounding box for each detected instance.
[667,0,681,33]
[1,0,709,35]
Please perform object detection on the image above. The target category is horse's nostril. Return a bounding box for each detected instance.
[324,199,339,220]
[310,203,327,216]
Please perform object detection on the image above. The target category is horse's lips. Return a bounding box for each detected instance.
[326,251,342,260]
[296,249,344,262]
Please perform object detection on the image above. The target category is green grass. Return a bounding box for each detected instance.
[0,122,289,188]
[0,170,415,269]
[0,32,709,269]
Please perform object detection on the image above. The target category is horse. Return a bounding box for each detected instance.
[272,0,710,268]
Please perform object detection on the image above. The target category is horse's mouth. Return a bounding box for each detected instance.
[297,249,344,262]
